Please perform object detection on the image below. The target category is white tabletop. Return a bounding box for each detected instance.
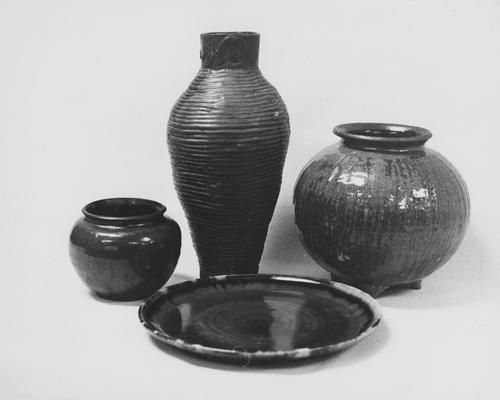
[2,1,499,399]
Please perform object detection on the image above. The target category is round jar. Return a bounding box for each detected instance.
[69,198,181,301]
[294,123,470,297]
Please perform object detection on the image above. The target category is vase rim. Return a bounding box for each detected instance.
[334,123,432,147]
[201,31,259,37]
[82,198,166,224]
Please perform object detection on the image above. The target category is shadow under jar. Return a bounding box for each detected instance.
[69,198,181,301]
[294,123,470,297]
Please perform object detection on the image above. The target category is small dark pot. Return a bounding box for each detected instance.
[69,198,181,301]
[294,123,470,297]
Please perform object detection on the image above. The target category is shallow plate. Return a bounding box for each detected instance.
[138,274,382,363]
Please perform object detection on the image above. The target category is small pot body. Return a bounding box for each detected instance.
[69,198,181,301]
[168,32,290,276]
[294,123,470,297]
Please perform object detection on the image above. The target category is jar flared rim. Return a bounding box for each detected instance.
[334,123,432,147]
[82,198,166,224]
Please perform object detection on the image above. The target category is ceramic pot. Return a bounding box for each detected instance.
[69,198,181,301]
[294,123,470,297]
[168,32,290,277]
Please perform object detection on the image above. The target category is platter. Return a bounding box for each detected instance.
[138,274,382,363]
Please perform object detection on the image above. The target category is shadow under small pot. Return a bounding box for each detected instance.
[69,198,181,301]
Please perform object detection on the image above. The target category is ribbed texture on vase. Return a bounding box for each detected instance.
[294,142,470,294]
[168,68,290,276]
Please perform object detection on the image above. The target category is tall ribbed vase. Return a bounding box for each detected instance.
[167,32,290,277]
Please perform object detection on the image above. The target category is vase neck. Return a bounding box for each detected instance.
[334,123,432,152]
[200,32,260,70]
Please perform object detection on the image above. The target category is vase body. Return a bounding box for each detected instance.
[69,198,181,301]
[294,123,470,297]
[168,32,290,277]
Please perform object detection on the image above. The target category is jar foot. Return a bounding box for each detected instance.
[406,280,422,290]
[355,284,389,298]
[330,275,389,297]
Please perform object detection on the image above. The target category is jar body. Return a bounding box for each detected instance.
[168,32,290,276]
[69,215,181,301]
[294,129,470,297]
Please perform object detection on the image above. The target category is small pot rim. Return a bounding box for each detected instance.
[334,123,432,147]
[82,198,166,224]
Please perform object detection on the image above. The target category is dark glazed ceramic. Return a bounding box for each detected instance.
[139,274,381,363]
[294,123,470,297]
[69,198,181,301]
[167,32,290,277]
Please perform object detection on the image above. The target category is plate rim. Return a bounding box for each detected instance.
[138,274,382,361]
